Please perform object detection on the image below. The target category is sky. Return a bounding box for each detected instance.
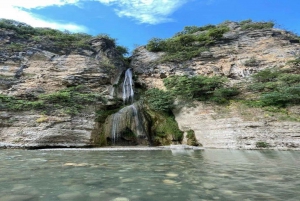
[0,0,299,52]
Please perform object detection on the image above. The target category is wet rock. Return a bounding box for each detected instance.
[166,172,179,177]
[57,192,86,201]
[163,179,176,185]
[203,182,217,189]
[1,195,38,201]
[111,197,130,201]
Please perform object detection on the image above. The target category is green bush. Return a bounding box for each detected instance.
[163,75,238,103]
[251,69,280,82]
[247,68,300,107]
[146,38,166,52]
[239,19,253,26]
[144,88,174,112]
[0,86,104,115]
[244,57,260,67]
[241,21,274,30]
[153,113,183,141]
[186,129,199,146]
[146,23,230,62]
[256,141,269,148]
[260,85,300,107]
[0,19,129,55]
[116,45,129,56]
[287,58,300,67]
[175,25,216,36]
[186,129,195,139]
[0,94,45,111]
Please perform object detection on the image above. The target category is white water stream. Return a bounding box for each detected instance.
[122,68,134,103]
[111,69,145,144]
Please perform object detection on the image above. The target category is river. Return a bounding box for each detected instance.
[0,149,299,201]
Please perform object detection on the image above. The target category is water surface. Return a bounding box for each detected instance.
[0,149,299,201]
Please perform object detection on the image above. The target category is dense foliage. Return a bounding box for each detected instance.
[164,75,239,104]
[0,19,127,56]
[143,75,239,118]
[239,20,274,30]
[247,68,300,107]
[0,86,104,115]
[146,25,230,62]
[144,88,174,112]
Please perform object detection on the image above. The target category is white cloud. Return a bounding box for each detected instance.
[0,0,87,32]
[96,0,190,24]
[0,0,191,30]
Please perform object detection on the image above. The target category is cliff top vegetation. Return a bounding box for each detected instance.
[0,19,128,55]
[145,20,278,62]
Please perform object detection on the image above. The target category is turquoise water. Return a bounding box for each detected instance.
[0,149,299,201]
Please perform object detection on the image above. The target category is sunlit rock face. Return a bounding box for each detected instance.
[1,21,300,149]
[130,23,300,150]
[0,28,126,148]
[131,25,300,90]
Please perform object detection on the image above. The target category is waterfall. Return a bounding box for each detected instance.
[122,68,134,104]
[111,106,126,144]
[130,104,144,137]
[110,104,146,144]
[110,68,147,145]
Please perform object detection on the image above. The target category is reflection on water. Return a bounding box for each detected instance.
[0,149,300,201]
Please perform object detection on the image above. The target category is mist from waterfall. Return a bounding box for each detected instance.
[122,68,134,104]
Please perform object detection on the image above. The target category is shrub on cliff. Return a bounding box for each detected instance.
[248,68,300,107]
[0,19,128,55]
[0,86,104,115]
[240,20,274,30]
[144,88,174,113]
[146,24,230,62]
[163,75,239,103]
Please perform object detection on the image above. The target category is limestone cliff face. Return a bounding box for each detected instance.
[130,22,300,150]
[1,21,300,149]
[0,28,126,148]
[174,102,300,150]
[131,24,300,89]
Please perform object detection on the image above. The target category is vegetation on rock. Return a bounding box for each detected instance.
[144,88,174,112]
[0,19,128,56]
[256,141,270,148]
[239,19,274,30]
[186,130,199,146]
[247,68,300,107]
[0,86,104,115]
[146,24,230,62]
[164,75,239,104]
[146,109,183,145]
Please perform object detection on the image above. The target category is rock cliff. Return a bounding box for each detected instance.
[0,22,126,148]
[1,20,300,149]
[130,21,300,150]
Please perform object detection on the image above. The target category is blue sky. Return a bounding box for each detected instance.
[0,0,299,52]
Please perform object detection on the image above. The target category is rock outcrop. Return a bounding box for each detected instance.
[0,26,126,148]
[130,22,300,150]
[131,23,300,89]
[1,21,300,149]
[174,102,300,150]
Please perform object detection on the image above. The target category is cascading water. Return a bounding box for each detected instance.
[122,68,134,104]
[129,104,145,137]
[111,107,125,144]
[110,68,147,145]
[111,104,145,144]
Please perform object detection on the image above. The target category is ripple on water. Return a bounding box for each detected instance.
[0,149,299,201]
